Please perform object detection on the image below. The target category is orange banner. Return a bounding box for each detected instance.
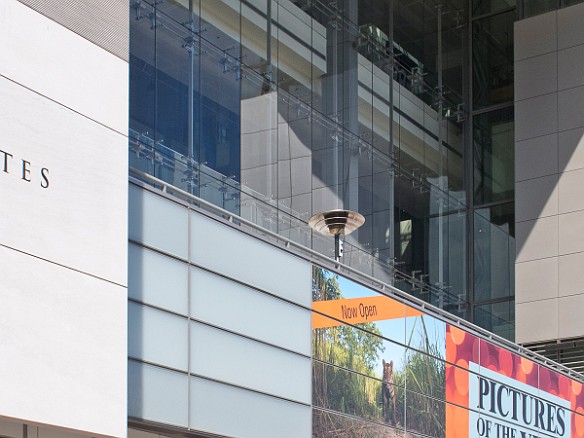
[312,296,423,329]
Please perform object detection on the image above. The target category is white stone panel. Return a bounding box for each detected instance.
[559,127,584,172]
[515,257,558,303]
[559,294,584,338]
[559,209,584,255]
[515,174,559,222]
[0,246,126,438]
[559,168,584,213]
[514,11,557,61]
[515,134,558,181]
[514,52,557,101]
[0,76,127,286]
[514,94,558,142]
[0,0,128,133]
[558,3,584,50]
[516,216,558,262]
[558,85,584,131]
[558,45,584,91]
[559,252,584,297]
[516,300,558,344]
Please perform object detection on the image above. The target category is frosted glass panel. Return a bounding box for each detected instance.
[190,267,311,355]
[190,376,311,438]
[189,212,311,306]
[190,322,311,403]
[128,361,188,427]
[129,185,188,259]
[129,243,188,315]
[129,302,188,371]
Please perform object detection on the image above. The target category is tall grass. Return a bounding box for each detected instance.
[396,315,446,437]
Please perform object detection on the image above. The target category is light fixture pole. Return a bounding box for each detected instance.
[308,209,365,262]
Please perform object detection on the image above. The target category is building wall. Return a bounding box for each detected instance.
[0,1,128,437]
[128,177,584,438]
[128,182,312,438]
[515,2,584,344]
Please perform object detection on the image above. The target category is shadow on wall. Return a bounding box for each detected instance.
[515,128,584,261]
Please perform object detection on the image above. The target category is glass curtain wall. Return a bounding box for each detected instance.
[471,0,516,340]
[128,0,514,338]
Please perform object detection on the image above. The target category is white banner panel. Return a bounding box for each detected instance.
[469,362,572,438]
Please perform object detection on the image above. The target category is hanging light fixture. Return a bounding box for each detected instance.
[308,209,365,262]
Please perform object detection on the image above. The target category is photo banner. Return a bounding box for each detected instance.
[312,295,423,329]
[446,324,584,438]
[311,267,584,438]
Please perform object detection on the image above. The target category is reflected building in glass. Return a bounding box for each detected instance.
[129,0,515,339]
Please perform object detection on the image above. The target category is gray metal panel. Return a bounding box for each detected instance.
[190,211,312,307]
[190,321,311,404]
[190,266,311,356]
[190,376,312,438]
[17,0,128,61]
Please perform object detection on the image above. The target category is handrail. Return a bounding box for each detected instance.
[129,167,584,382]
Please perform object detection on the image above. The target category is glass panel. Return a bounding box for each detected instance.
[473,300,515,341]
[128,243,189,315]
[473,203,515,303]
[445,402,473,438]
[154,15,192,160]
[473,0,516,16]
[562,0,584,8]
[405,390,446,437]
[312,318,407,381]
[405,314,447,363]
[189,211,312,307]
[190,321,311,404]
[473,11,514,109]
[445,326,475,411]
[523,0,559,17]
[479,338,537,384]
[128,360,189,427]
[312,361,404,425]
[127,0,477,302]
[191,376,311,438]
[128,185,189,259]
[240,0,269,78]
[313,408,400,437]
[190,266,311,355]
[129,0,155,162]
[473,107,514,205]
[128,302,189,371]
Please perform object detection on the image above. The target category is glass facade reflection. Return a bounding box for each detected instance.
[129,0,515,336]
[311,267,584,438]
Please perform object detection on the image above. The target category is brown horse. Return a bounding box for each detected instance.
[382,359,398,426]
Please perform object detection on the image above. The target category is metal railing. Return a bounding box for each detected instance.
[129,167,584,383]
